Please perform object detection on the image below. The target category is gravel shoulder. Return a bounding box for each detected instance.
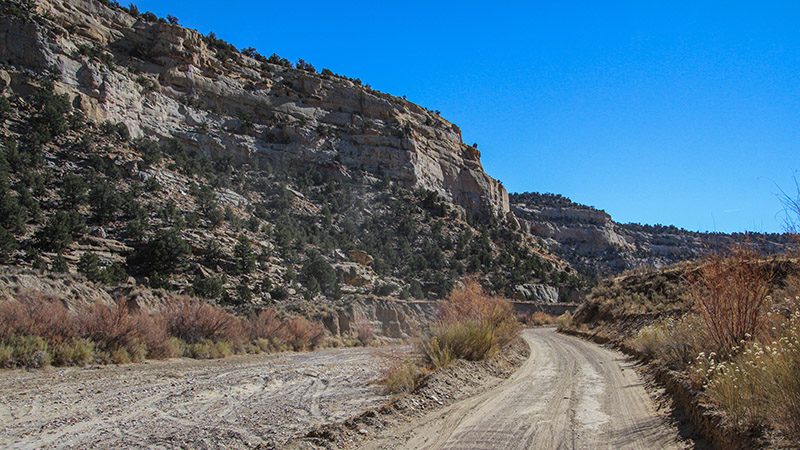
[364,328,694,449]
[0,346,405,449]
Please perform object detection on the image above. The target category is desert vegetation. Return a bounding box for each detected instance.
[0,291,325,368]
[585,245,800,442]
[382,279,520,393]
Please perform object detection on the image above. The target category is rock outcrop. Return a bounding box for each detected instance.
[512,193,792,279]
[2,0,508,221]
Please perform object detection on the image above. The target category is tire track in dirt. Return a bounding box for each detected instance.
[0,346,405,448]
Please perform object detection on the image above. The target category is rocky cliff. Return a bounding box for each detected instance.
[512,192,792,279]
[0,0,577,337]
[3,0,508,220]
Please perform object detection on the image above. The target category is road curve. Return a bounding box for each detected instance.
[366,328,688,450]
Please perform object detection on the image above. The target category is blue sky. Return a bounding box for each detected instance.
[132,1,800,233]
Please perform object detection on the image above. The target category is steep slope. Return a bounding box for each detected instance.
[512,192,792,279]
[0,0,580,336]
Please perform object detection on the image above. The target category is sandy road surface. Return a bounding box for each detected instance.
[0,346,403,449]
[366,328,689,450]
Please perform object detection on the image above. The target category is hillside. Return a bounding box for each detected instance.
[0,0,583,336]
[512,192,792,280]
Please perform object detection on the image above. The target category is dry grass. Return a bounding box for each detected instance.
[381,359,427,394]
[699,309,800,439]
[628,314,707,370]
[421,278,520,368]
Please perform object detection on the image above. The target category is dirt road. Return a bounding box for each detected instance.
[0,346,402,449]
[365,328,690,449]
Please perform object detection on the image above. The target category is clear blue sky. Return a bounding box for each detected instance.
[133,1,800,233]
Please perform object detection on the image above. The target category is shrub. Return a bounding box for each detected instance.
[421,279,520,367]
[284,316,325,351]
[701,310,800,439]
[36,211,85,252]
[688,245,774,354]
[164,298,244,345]
[353,318,375,346]
[381,359,426,394]
[51,338,94,366]
[128,229,190,276]
[6,335,50,368]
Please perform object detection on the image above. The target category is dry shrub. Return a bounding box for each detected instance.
[248,308,290,350]
[80,300,140,352]
[421,278,520,368]
[0,293,76,343]
[284,316,325,351]
[164,297,245,345]
[134,313,179,359]
[628,314,706,370]
[701,310,800,439]
[528,311,556,326]
[688,245,774,355]
[0,291,329,368]
[556,311,573,331]
[381,359,426,394]
[353,318,375,346]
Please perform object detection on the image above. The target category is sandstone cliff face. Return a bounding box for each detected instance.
[2,0,508,221]
[512,193,792,279]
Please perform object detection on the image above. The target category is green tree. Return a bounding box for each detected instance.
[233,235,256,274]
[60,174,88,208]
[78,252,103,282]
[89,179,121,223]
[192,274,225,299]
[301,251,338,298]
[36,211,85,252]
[0,227,17,263]
[51,253,69,273]
[128,229,189,276]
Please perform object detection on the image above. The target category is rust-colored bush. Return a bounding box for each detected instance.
[164,297,245,345]
[0,292,76,343]
[133,313,178,359]
[688,245,775,354]
[528,311,556,326]
[353,318,375,346]
[284,316,325,351]
[248,308,289,342]
[422,278,520,367]
[79,300,140,351]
